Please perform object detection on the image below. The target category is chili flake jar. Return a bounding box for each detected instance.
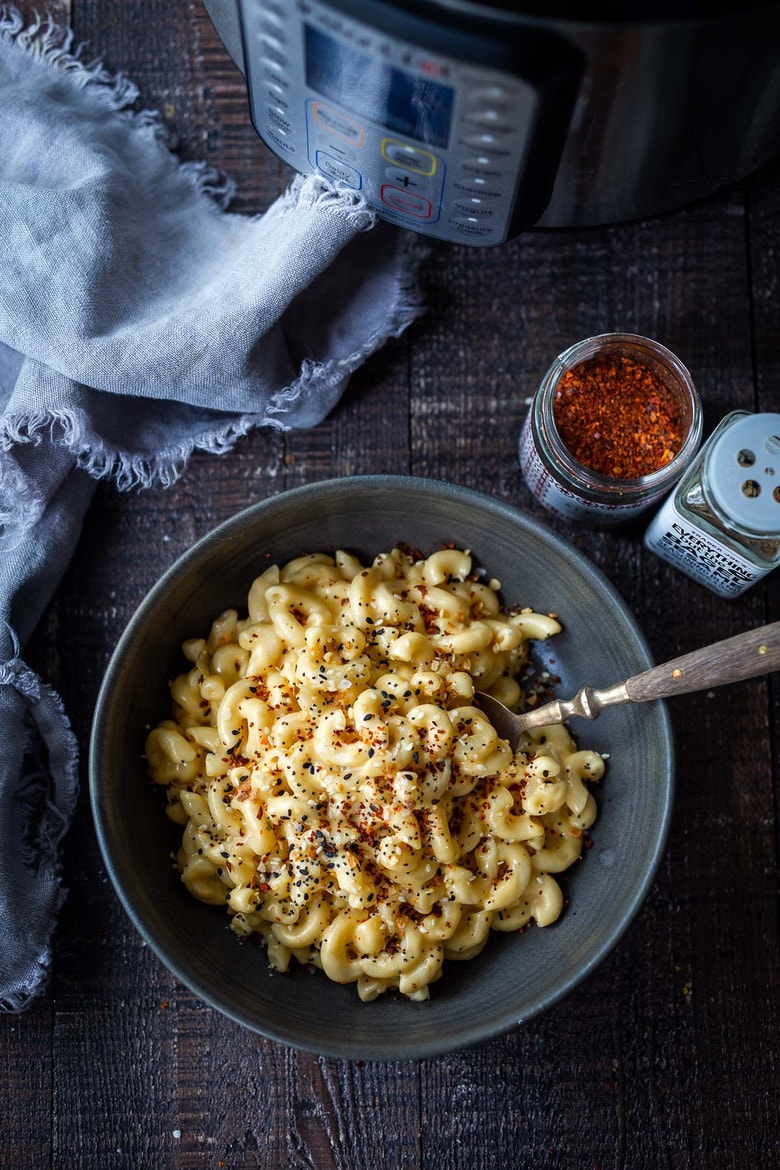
[519,334,703,526]
[644,411,780,597]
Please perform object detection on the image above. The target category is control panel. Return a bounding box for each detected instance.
[238,0,538,245]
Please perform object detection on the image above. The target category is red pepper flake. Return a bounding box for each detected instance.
[552,353,684,479]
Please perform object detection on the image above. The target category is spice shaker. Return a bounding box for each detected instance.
[644,411,780,597]
[519,334,703,526]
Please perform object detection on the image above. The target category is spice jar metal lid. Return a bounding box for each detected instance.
[706,412,780,535]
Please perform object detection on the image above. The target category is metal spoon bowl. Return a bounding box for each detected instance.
[477,621,780,750]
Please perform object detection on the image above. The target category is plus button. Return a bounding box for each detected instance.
[385,169,423,190]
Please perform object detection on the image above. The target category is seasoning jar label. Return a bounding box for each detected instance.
[644,494,766,598]
[519,413,656,525]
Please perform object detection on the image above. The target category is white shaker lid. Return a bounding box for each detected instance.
[706,413,780,535]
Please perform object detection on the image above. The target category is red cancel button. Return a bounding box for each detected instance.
[380,185,433,219]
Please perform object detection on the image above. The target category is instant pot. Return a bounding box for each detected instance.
[203,0,780,244]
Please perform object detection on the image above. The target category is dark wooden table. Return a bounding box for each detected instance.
[4,3,779,1167]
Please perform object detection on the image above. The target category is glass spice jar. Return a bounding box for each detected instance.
[519,333,703,526]
[644,410,780,597]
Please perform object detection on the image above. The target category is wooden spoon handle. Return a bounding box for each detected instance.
[624,622,780,703]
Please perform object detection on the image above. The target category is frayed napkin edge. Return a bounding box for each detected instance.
[0,5,237,209]
[0,645,79,1013]
[0,228,425,494]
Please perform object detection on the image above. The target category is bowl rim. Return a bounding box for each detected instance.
[89,473,674,1060]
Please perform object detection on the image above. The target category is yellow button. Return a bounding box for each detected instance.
[380,139,437,176]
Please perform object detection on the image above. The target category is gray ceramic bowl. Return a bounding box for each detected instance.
[90,475,673,1060]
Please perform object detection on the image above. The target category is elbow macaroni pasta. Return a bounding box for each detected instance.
[146,546,604,1002]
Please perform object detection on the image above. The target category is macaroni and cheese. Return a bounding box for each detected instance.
[146,546,604,1001]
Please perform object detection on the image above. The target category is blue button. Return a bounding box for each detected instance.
[315,151,362,189]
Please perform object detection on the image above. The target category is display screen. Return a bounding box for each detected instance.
[304,24,454,149]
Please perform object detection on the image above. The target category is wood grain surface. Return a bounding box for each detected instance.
[3,3,779,1168]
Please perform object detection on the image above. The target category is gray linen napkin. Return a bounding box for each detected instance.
[0,8,424,1010]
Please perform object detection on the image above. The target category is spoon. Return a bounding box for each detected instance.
[476,621,780,750]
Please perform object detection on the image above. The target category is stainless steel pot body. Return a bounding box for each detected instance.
[203,0,780,231]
